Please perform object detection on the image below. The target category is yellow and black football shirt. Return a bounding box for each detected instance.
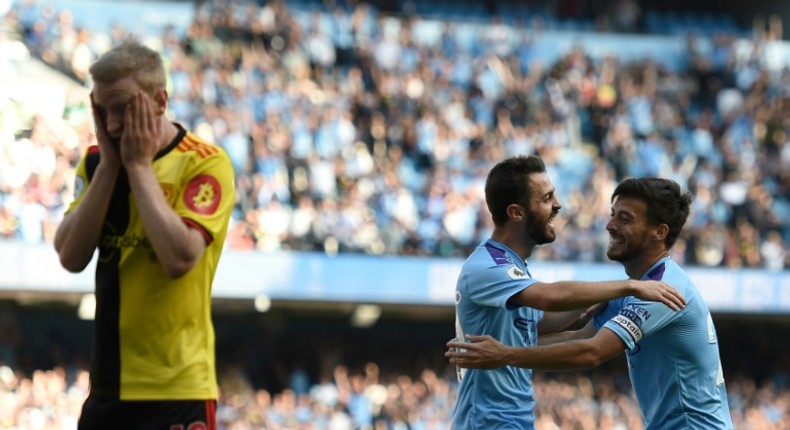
[67,124,234,400]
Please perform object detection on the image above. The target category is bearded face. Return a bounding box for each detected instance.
[521,173,561,245]
[523,204,559,245]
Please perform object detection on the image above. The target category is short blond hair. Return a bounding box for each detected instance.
[89,38,165,93]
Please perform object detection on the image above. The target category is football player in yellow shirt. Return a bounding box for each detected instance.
[55,38,234,430]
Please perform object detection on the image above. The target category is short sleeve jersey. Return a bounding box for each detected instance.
[451,239,542,430]
[594,257,733,429]
[66,125,235,400]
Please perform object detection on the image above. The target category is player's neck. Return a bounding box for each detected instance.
[624,249,671,279]
[490,228,534,261]
[157,120,179,151]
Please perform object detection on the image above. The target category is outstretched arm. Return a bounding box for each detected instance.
[509,279,684,312]
[446,327,625,371]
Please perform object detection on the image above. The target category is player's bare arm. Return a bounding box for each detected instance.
[123,91,205,278]
[538,320,597,345]
[537,302,602,335]
[54,94,123,272]
[537,310,587,336]
[509,279,685,311]
[446,328,626,371]
[538,302,605,335]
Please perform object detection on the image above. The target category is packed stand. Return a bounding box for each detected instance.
[0,307,788,429]
[0,0,788,269]
[1,363,790,429]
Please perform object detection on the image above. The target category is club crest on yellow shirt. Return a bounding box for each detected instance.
[184,174,221,215]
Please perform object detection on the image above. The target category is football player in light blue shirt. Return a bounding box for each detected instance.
[448,177,733,430]
[450,159,687,430]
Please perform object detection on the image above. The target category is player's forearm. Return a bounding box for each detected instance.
[536,280,635,311]
[537,310,585,335]
[539,321,596,345]
[126,165,203,278]
[504,339,604,371]
[537,330,579,345]
[54,165,119,272]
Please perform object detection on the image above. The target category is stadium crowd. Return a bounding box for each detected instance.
[2,307,790,430]
[0,0,788,268]
[1,362,789,429]
[0,0,789,429]
[5,308,784,430]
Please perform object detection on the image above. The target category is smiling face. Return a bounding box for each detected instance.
[520,172,561,245]
[606,195,657,263]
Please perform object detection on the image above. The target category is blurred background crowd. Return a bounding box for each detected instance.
[2,363,788,430]
[0,308,789,430]
[1,0,790,429]
[2,312,790,430]
[0,0,788,267]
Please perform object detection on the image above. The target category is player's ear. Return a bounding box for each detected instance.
[654,223,669,243]
[506,204,525,222]
[153,88,168,115]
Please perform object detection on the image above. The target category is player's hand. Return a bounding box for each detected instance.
[629,280,686,311]
[90,92,121,169]
[120,91,162,169]
[446,335,511,369]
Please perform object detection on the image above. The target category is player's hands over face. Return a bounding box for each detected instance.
[445,335,510,369]
[631,280,686,311]
[120,91,162,168]
[90,93,121,169]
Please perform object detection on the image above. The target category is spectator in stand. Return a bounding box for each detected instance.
[1,1,788,269]
[1,360,789,429]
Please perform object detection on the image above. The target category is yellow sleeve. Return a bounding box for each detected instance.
[175,147,235,244]
[65,147,97,215]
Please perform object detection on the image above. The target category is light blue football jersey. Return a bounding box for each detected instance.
[451,239,543,430]
[594,256,734,430]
